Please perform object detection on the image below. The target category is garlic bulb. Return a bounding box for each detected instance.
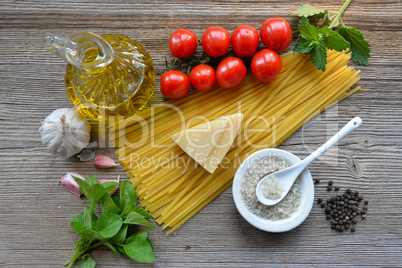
[39,108,91,158]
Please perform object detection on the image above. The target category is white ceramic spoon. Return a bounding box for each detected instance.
[256,117,362,206]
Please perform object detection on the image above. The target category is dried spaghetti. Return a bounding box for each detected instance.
[110,50,361,234]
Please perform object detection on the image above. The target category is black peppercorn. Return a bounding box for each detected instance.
[317,198,323,204]
[352,219,358,224]
[364,200,369,205]
[335,186,340,191]
[357,193,363,200]
[331,224,336,229]
[328,180,333,185]
[327,186,332,191]
[351,227,356,232]
[314,179,320,184]
[321,203,326,208]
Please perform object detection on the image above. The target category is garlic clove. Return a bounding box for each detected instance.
[94,156,117,169]
[60,172,85,197]
[99,176,120,196]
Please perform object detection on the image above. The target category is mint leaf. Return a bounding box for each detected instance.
[124,211,155,228]
[338,27,371,65]
[124,237,155,263]
[320,28,349,52]
[77,255,96,268]
[299,17,319,41]
[289,4,326,17]
[310,40,327,71]
[294,35,314,54]
[97,213,123,238]
[133,207,153,219]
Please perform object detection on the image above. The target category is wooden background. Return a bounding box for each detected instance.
[1,0,401,267]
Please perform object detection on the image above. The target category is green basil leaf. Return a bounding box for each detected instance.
[123,180,137,207]
[83,206,93,230]
[85,184,107,207]
[112,196,120,209]
[71,212,85,234]
[77,255,96,268]
[72,175,89,196]
[124,237,155,263]
[116,245,126,255]
[81,229,103,241]
[126,231,148,242]
[133,206,153,219]
[100,193,120,214]
[124,212,155,228]
[101,181,119,192]
[112,224,128,244]
[120,191,133,218]
[85,175,99,186]
[71,212,97,234]
[96,213,123,238]
[103,241,121,255]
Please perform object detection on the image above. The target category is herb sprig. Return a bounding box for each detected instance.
[290,0,371,71]
[65,176,155,268]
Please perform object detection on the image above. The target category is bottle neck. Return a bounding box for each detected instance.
[42,31,114,72]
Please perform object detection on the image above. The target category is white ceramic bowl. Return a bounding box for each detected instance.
[232,148,314,232]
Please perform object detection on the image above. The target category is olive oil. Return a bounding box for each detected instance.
[65,34,155,121]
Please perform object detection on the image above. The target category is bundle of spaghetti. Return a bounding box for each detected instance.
[110,50,361,234]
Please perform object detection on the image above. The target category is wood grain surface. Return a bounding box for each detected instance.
[1,0,401,267]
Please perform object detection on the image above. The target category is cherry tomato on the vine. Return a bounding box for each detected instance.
[231,25,259,58]
[251,49,282,83]
[160,70,190,99]
[190,64,216,91]
[216,57,247,89]
[260,18,292,52]
[169,29,198,58]
[201,26,231,58]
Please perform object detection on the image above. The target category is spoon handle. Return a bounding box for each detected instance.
[301,117,362,167]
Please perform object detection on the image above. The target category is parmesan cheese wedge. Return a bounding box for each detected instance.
[171,113,243,173]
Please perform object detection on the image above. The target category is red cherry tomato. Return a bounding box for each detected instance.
[201,26,231,58]
[251,49,282,83]
[190,64,216,91]
[216,57,247,89]
[160,70,191,99]
[169,29,198,58]
[231,25,259,58]
[260,18,292,52]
